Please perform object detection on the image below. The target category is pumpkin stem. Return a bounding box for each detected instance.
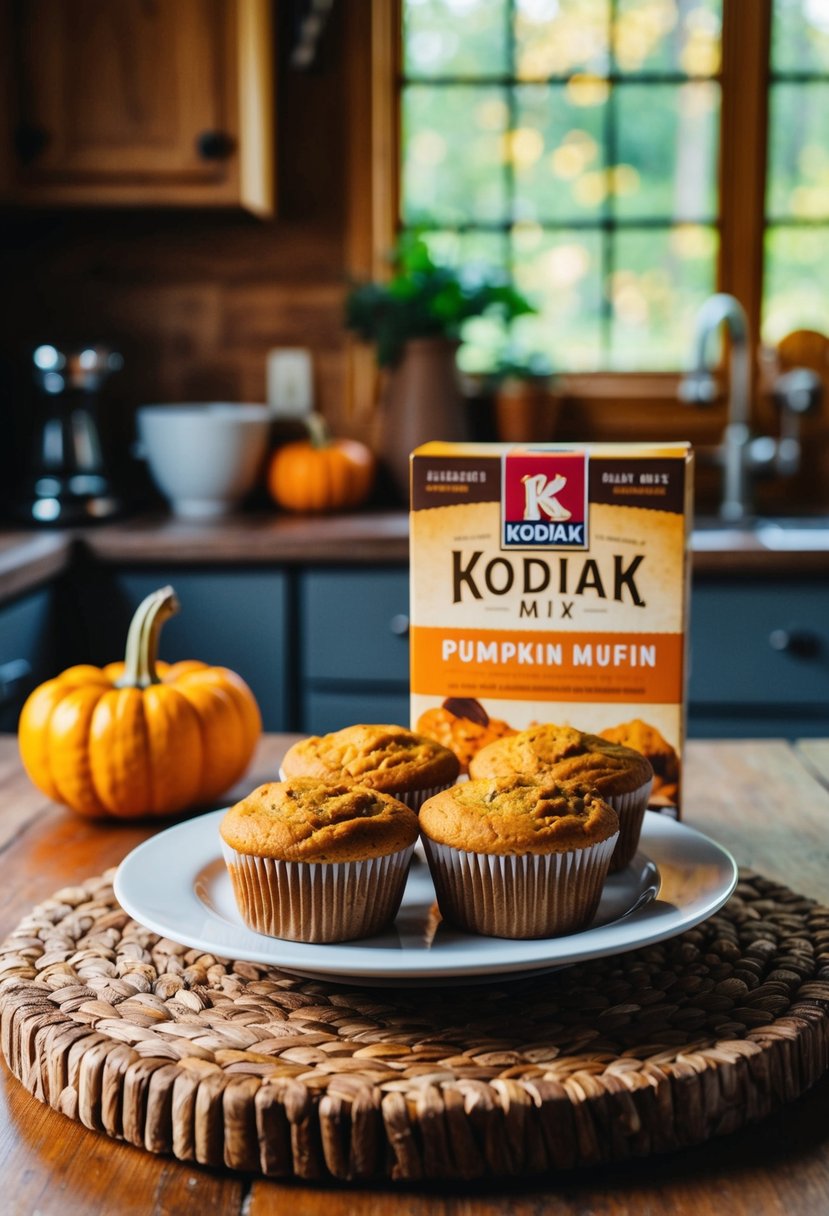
[305,411,329,449]
[117,586,180,689]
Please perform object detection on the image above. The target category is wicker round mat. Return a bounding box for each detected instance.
[1,869,829,1182]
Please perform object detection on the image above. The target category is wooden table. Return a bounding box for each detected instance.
[1,734,829,1216]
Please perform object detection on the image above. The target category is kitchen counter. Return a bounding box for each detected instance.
[0,511,827,605]
[1,734,828,1214]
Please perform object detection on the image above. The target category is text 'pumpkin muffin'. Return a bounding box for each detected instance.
[468,724,653,872]
[280,723,459,810]
[419,776,619,939]
[220,778,418,942]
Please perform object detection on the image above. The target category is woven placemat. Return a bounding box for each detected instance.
[1,869,828,1182]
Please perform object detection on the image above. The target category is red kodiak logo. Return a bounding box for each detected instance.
[502,450,588,548]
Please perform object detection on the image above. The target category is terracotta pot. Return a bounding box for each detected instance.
[380,337,467,502]
[494,377,558,444]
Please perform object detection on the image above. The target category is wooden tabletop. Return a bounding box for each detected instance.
[1,734,829,1215]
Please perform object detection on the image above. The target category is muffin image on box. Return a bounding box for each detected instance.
[220,778,419,942]
[600,718,679,807]
[416,698,517,775]
[469,724,653,873]
[419,776,619,939]
[280,724,459,811]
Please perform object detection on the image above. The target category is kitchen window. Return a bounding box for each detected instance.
[354,0,829,388]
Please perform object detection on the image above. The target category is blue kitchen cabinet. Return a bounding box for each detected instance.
[0,585,59,730]
[688,578,829,738]
[299,567,410,733]
[72,567,292,731]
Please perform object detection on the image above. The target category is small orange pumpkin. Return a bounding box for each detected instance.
[267,413,375,513]
[18,586,261,819]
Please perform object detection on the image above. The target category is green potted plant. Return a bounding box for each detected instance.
[345,234,534,498]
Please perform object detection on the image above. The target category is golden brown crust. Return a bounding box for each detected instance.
[468,723,652,795]
[419,776,619,856]
[416,706,516,774]
[280,724,459,792]
[220,778,419,863]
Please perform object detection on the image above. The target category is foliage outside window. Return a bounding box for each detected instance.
[399,0,829,377]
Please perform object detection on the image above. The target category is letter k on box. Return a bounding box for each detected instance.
[409,442,693,814]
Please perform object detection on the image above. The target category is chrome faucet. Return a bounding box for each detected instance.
[679,293,821,522]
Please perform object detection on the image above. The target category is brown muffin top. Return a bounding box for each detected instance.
[418,776,619,856]
[468,723,652,795]
[281,724,460,792]
[220,778,419,863]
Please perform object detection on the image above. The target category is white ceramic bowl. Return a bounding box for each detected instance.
[136,404,271,519]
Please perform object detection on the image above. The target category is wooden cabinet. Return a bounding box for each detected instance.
[1,0,275,213]
[688,578,829,738]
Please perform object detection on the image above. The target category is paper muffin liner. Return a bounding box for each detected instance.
[421,832,618,940]
[221,841,414,943]
[277,767,454,812]
[605,777,653,872]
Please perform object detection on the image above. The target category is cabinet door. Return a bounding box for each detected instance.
[0,586,58,731]
[688,578,829,738]
[73,568,291,731]
[3,0,274,213]
[300,568,410,733]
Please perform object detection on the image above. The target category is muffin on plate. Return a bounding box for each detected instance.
[220,777,419,942]
[418,776,619,939]
[280,724,460,810]
[468,724,653,872]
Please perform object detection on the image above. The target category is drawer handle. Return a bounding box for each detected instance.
[768,628,821,659]
[389,614,410,637]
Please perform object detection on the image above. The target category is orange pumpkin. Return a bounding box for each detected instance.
[18,586,261,819]
[267,414,375,513]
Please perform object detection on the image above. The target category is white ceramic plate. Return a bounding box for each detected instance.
[114,811,737,986]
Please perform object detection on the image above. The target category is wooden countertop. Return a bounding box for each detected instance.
[0,512,827,604]
[1,734,829,1215]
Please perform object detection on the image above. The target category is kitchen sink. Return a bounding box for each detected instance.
[692,516,829,551]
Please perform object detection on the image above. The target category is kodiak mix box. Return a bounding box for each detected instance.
[409,441,693,814]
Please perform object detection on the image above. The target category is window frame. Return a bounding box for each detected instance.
[345,0,773,436]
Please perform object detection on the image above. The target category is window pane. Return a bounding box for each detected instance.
[608,226,718,369]
[404,0,508,77]
[767,82,829,220]
[402,86,509,224]
[512,229,604,371]
[513,85,607,223]
[763,225,829,343]
[614,82,719,221]
[514,0,610,79]
[772,0,829,72]
[614,0,722,75]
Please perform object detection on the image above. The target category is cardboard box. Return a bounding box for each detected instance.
[409,441,693,813]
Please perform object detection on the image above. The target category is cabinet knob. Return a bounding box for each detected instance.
[389,614,409,637]
[768,628,821,659]
[196,130,235,160]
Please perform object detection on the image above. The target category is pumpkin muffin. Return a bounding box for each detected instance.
[419,776,619,939]
[220,777,419,942]
[468,724,653,872]
[280,724,460,810]
[600,718,679,806]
